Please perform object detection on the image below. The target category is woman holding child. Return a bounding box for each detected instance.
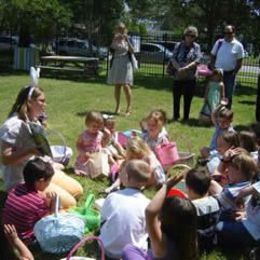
[168,26,202,121]
[0,85,83,208]
[107,22,134,116]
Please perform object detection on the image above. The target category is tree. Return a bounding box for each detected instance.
[0,0,71,47]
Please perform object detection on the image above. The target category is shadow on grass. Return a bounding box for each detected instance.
[238,100,256,106]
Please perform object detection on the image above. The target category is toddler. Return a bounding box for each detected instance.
[200,106,235,159]
[74,111,105,176]
[100,160,151,259]
[102,115,125,163]
[142,109,169,153]
[2,157,56,243]
[106,137,165,193]
[199,69,225,124]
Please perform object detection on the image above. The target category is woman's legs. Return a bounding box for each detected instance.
[114,84,122,114]
[173,81,182,120]
[183,80,196,120]
[123,84,132,114]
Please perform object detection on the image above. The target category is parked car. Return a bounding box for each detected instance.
[138,42,173,64]
[55,38,107,59]
[150,40,177,52]
[0,36,18,50]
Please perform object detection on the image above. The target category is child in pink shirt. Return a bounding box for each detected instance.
[74,111,105,175]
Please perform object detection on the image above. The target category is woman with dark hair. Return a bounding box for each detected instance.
[168,26,202,121]
[122,175,198,260]
[0,85,83,208]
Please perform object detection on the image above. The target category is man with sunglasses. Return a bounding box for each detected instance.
[210,25,245,109]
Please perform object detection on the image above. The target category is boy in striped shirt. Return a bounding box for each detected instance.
[2,157,55,243]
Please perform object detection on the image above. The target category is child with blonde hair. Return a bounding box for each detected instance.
[74,111,106,176]
[200,69,225,124]
[142,109,169,153]
[106,137,165,193]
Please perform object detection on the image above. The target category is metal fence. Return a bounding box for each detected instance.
[1,34,259,88]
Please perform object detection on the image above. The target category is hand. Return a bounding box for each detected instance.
[222,147,243,162]
[46,191,57,211]
[166,173,184,190]
[4,224,19,243]
[232,210,246,221]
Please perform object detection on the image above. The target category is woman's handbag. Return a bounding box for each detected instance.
[34,196,85,254]
[155,142,179,168]
[130,53,138,71]
[64,235,105,260]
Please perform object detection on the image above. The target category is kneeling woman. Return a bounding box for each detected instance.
[0,85,83,208]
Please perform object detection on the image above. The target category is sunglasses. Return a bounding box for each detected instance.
[185,34,196,38]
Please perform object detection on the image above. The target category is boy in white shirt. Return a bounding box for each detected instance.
[99,160,151,259]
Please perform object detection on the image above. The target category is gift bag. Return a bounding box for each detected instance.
[85,152,110,178]
[34,196,85,254]
[155,142,179,168]
[131,53,138,71]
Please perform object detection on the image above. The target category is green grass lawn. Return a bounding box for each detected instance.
[0,71,258,259]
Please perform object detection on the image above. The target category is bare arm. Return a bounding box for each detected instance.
[220,82,225,99]
[1,142,38,165]
[234,58,243,74]
[4,224,34,260]
[146,175,183,257]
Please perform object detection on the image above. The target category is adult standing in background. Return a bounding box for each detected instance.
[169,26,202,121]
[108,22,134,116]
[210,25,245,109]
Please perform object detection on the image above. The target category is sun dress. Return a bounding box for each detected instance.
[107,38,133,86]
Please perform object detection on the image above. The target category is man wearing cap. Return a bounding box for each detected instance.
[210,25,245,108]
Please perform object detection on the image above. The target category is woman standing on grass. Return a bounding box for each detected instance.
[0,85,83,208]
[168,26,202,121]
[107,22,134,116]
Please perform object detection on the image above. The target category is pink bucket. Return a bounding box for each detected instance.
[117,132,128,147]
[155,142,179,167]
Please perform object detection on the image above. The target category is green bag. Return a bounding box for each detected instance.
[70,193,101,233]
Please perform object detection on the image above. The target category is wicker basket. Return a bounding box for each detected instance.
[176,151,195,168]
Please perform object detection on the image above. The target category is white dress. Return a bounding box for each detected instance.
[107,38,133,86]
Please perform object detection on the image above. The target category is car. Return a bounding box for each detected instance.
[138,42,173,64]
[0,36,18,50]
[150,40,177,52]
[55,38,107,59]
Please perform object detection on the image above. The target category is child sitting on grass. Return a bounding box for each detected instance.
[2,157,56,244]
[105,137,165,193]
[122,174,198,260]
[185,168,220,250]
[74,111,106,176]
[99,160,151,259]
[141,109,169,153]
[211,152,257,221]
[200,106,235,159]
[102,115,125,164]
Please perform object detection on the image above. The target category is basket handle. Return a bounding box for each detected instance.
[66,235,105,260]
[46,128,67,163]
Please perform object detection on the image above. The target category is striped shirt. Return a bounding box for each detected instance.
[2,183,49,242]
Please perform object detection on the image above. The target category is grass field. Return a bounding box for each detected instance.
[0,71,258,259]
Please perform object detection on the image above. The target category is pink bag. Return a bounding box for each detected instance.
[155,142,179,167]
[117,132,128,147]
[197,64,213,77]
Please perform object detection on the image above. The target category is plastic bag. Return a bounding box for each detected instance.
[34,196,85,254]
